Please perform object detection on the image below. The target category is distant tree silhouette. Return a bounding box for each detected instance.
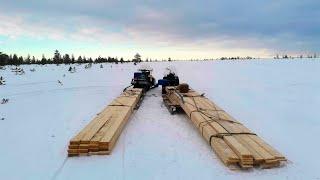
[63,54,71,64]
[83,56,87,63]
[18,56,24,64]
[0,52,9,66]
[12,54,19,65]
[53,50,61,64]
[77,56,83,63]
[133,53,141,63]
[70,54,75,64]
[25,54,31,64]
[41,54,47,64]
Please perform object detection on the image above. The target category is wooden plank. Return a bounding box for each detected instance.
[224,136,252,159]
[68,153,79,157]
[68,149,79,153]
[68,145,79,149]
[211,137,240,165]
[70,106,112,144]
[242,135,275,161]
[90,105,129,144]
[68,88,142,156]
[100,107,131,144]
[249,135,286,161]
[234,135,264,164]
[165,86,286,169]
[80,111,113,143]
[106,106,133,151]
[218,122,265,164]
[202,124,239,165]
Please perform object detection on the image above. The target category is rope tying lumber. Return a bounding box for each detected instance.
[186,101,242,125]
[109,91,141,108]
[182,94,205,98]
[108,104,132,107]
[166,87,286,169]
[183,94,250,142]
[122,90,141,97]
[173,89,250,137]
[176,91,205,103]
[209,132,257,142]
[190,109,242,125]
[122,85,133,92]
[109,99,132,107]
[174,90,185,103]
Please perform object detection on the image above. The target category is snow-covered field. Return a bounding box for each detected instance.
[0,60,320,180]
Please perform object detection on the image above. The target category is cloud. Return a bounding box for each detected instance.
[0,0,319,58]
[0,13,66,40]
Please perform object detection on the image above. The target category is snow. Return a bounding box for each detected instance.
[0,60,320,180]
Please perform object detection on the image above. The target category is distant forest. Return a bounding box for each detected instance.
[0,50,141,66]
[1,50,319,66]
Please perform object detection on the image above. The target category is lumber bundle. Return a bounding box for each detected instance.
[165,86,286,169]
[68,88,143,157]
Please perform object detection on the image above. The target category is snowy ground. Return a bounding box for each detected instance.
[0,60,320,180]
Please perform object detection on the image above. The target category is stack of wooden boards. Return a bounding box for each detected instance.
[165,86,286,169]
[68,88,143,157]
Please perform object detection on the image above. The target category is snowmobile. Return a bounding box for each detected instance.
[130,67,158,92]
[158,68,180,94]
[121,67,158,110]
[158,68,181,114]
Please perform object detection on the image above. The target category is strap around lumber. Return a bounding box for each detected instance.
[108,104,132,107]
[189,109,241,125]
[122,91,141,97]
[209,132,257,142]
[182,94,205,98]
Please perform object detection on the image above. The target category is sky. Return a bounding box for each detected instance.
[0,0,319,60]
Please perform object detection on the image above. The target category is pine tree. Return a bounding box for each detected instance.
[77,56,83,63]
[63,54,71,64]
[31,56,36,64]
[133,53,141,63]
[25,54,31,64]
[12,54,19,65]
[71,54,75,64]
[18,56,24,64]
[53,50,61,64]
[0,52,9,66]
[41,54,47,64]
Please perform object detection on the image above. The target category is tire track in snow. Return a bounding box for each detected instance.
[6,80,57,87]
[2,85,110,97]
[50,157,68,180]
[122,128,127,180]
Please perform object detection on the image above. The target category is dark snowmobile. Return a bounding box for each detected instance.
[131,68,158,92]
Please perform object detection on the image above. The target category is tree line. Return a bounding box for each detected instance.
[0,50,134,66]
[274,54,318,59]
